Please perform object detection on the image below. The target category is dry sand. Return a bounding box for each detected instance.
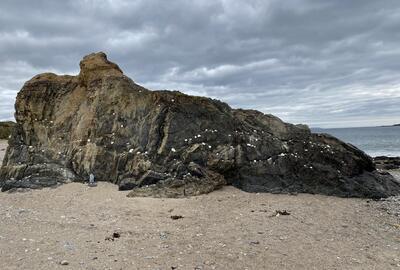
[0,140,399,270]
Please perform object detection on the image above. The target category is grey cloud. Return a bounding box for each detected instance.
[0,0,400,127]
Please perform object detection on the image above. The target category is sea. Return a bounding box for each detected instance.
[312,126,400,157]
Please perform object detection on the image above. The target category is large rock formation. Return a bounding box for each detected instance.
[1,52,399,198]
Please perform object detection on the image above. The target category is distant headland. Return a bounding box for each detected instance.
[380,123,400,127]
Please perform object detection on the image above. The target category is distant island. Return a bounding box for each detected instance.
[0,121,15,140]
[379,123,400,127]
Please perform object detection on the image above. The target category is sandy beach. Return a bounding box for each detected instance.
[0,140,399,270]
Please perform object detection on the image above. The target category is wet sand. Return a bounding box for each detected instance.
[0,140,399,270]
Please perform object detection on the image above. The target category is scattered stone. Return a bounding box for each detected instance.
[105,232,121,241]
[272,210,291,217]
[391,224,400,229]
[170,215,183,220]
[60,260,69,265]
[376,195,400,217]
[105,236,113,241]
[63,241,75,251]
[159,232,169,240]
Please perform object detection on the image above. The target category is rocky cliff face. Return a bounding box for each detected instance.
[1,52,399,198]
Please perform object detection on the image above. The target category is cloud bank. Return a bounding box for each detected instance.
[1,0,400,127]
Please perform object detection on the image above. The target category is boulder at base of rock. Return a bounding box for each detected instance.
[373,156,400,170]
[1,52,400,198]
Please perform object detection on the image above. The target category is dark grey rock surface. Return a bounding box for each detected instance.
[374,156,400,170]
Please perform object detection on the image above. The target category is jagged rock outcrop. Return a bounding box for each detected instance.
[1,52,400,198]
[374,156,400,170]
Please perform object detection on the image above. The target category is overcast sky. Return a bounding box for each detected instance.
[1,0,400,128]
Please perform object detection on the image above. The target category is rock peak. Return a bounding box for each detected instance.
[78,52,123,86]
